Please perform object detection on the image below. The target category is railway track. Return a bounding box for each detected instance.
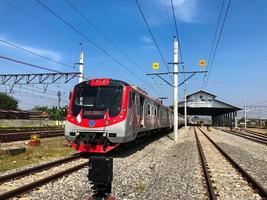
[0,129,64,142]
[194,127,267,199]
[215,127,267,145]
[0,128,173,199]
[0,153,87,199]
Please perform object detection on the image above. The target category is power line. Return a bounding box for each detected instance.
[65,0,147,75]
[201,0,225,88]
[135,0,171,75]
[0,38,76,70]
[0,55,60,73]
[35,0,163,96]
[5,0,93,80]
[5,0,78,45]
[163,0,175,37]
[204,0,232,89]
[170,0,184,64]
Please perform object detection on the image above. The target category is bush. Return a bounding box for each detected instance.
[0,93,18,110]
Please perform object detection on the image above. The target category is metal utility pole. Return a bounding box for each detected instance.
[173,37,179,142]
[79,49,84,83]
[244,99,247,129]
[184,82,187,127]
[57,91,61,108]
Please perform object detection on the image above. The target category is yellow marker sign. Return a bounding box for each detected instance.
[199,59,206,67]
[152,62,160,70]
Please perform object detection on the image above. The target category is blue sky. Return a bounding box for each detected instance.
[0,0,267,116]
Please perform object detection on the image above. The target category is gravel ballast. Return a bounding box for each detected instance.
[16,127,207,200]
[205,128,267,190]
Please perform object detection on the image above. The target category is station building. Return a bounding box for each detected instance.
[178,90,241,127]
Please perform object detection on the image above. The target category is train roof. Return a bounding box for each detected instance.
[76,78,170,109]
[77,78,129,87]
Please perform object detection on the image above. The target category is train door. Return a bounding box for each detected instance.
[157,105,160,127]
[135,94,141,128]
[140,96,145,127]
[129,91,136,130]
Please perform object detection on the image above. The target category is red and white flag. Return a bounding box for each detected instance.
[76,110,83,123]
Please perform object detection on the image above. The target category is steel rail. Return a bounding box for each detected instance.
[244,129,267,139]
[0,162,87,199]
[0,128,174,199]
[0,130,64,142]
[198,127,267,198]
[0,128,63,134]
[217,128,267,145]
[0,153,83,184]
[193,127,217,200]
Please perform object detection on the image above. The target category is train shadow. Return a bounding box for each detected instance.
[107,128,174,158]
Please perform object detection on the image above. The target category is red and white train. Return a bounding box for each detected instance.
[65,78,184,153]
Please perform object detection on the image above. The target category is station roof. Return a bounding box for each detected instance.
[178,90,241,116]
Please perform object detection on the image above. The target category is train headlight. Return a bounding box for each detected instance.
[105,120,109,125]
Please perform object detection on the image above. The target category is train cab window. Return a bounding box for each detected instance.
[147,104,151,116]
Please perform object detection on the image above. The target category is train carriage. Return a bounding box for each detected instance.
[65,78,184,153]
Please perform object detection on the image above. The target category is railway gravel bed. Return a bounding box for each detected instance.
[18,127,208,200]
[196,128,262,199]
[207,128,267,190]
[0,159,87,195]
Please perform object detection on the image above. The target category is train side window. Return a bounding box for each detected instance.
[129,91,136,108]
[147,104,151,116]
[151,105,154,116]
[128,91,132,108]
[154,107,157,116]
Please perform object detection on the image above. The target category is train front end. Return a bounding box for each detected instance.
[65,79,129,153]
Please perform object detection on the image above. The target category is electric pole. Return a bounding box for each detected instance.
[57,91,61,108]
[184,82,187,127]
[173,37,179,142]
[244,99,247,129]
[79,45,84,83]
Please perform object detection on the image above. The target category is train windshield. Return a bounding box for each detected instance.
[72,85,123,119]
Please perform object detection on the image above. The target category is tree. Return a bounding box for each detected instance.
[48,106,67,121]
[33,106,49,112]
[33,105,67,120]
[0,92,18,109]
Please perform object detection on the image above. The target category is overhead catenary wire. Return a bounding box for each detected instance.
[0,55,60,73]
[35,0,163,97]
[65,0,147,75]
[5,0,93,80]
[65,0,170,98]
[5,0,78,45]
[0,39,76,70]
[135,0,171,75]
[163,0,175,38]
[203,0,232,89]
[201,0,225,88]
[170,0,184,64]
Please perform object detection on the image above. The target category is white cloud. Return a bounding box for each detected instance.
[0,36,62,61]
[142,36,152,43]
[160,0,198,23]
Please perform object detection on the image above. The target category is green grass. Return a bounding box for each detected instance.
[133,179,146,193]
[0,138,75,172]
